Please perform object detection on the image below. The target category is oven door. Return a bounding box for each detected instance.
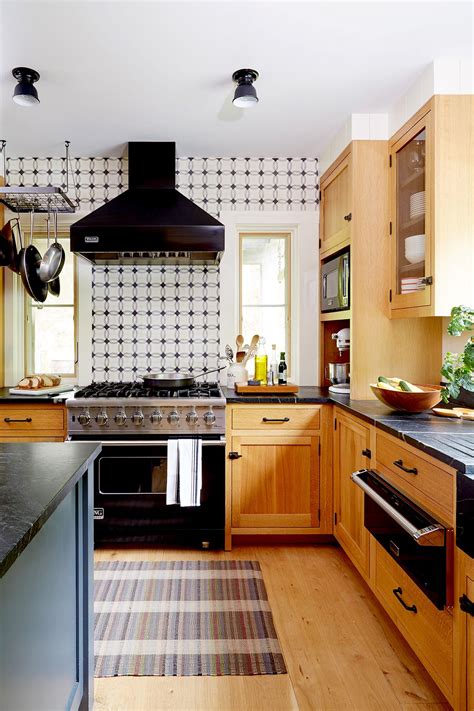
[352,469,452,609]
[92,438,225,546]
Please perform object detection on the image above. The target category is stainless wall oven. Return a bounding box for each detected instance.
[321,250,350,312]
[352,469,453,609]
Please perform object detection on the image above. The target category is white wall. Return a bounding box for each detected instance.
[319,58,473,175]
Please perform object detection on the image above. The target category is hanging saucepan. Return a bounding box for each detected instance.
[39,211,64,282]
[0,218,20,271]
[141,365,226,390]
[48,276,60,297]
[19,210,47,303]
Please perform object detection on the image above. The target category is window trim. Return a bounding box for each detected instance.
[238,231,292,375]
[24,232,78,378]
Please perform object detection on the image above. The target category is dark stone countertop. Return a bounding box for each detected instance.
[223,386,474,476]
[0,387,75,404]
[0,442,101,578]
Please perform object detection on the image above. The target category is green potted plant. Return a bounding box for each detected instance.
[441,305,474,405]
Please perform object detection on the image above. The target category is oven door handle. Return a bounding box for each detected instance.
[67,438,226,447]
[351,470,445,547]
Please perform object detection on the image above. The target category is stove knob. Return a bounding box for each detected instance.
[186,409,199,424]
[95,410,108,426]
[203,409,216,426]
[167,410,180,424]
[131,410,144,426]
[114,410,127,425]
[150,410,163,425]
[78,410,91,426]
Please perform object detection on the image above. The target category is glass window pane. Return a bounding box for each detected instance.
[30,306,75,374]
[240,234,290,369]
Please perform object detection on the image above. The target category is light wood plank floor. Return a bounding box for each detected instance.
[94,545,450,711]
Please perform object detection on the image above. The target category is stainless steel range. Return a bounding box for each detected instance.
[67,381,226,437]
[66,382,226,549]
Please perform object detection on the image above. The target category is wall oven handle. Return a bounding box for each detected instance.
[393,459,418,475]
[351,470,444,547]
[393,587,417,613]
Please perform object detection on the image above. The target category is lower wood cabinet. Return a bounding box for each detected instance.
[333,409,371,578]
[455,549,474,711]
[0,403,66,442]
[231,434,319,529]
[226,404,332,545]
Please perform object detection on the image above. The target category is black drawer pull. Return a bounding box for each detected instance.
[262,417,290,423]
[393,587,417,613]
[343,212,352,221]
[228,451,242,460]
[460,594,474,616]
[393,459,418,475]
[361,448,371,459]
[4,417,32,423]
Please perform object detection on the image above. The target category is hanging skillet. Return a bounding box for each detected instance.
[0,218,19,271]
[38,211,65,283]
[141,366,226,390]
[19,210,47,303]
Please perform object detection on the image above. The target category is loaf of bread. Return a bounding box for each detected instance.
[17,374,62,390]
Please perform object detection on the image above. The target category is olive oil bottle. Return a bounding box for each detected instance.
[254,338,268,383]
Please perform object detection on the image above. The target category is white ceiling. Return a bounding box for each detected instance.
[0,0,472,158]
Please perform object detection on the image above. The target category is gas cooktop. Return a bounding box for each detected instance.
[74,381,223,400]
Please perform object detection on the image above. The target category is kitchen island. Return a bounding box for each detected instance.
[0,442,101,711]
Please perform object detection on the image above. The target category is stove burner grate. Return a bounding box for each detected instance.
[74,381,222,399]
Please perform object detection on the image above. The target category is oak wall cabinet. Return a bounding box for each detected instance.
[389,95,474,318]
[319,141,442,400]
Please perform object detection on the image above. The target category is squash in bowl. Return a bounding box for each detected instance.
[370,384,442,412]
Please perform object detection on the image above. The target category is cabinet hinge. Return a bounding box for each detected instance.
[389,155,392,168]
[318,442,321,456]
[334,418,337,430]
[319,238,321,249]
[389,221,392,235]
[389,289,392,303]
[334,512,337,525]
[318,189,322,202]
[318,508,321,521]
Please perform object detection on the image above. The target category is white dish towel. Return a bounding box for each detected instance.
[166,439,202,507]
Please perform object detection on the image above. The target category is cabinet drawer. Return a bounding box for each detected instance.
[0,406,65,435]
[374,541,453,693]
[375,432,454,523]
[231,406,320,431]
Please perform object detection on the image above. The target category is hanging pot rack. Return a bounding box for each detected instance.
[0,139,77,213]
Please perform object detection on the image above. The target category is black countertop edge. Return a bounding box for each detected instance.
[223,387,474,475]
[0,387,76,403]
[0,443,101,578]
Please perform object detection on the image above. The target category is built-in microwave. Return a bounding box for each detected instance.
[321,250,350,312]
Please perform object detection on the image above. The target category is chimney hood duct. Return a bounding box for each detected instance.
[70,142,224,265]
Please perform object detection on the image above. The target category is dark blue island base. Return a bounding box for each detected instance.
[0,442,101,711]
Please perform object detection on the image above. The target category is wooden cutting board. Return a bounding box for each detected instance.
[235,383,299,394]
[9,385,72,396]
[432,407,474,420]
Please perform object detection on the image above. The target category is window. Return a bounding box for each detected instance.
[25,235,76,376]
[239,232,291,370]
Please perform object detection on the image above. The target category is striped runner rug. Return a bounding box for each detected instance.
[94,560,287,677]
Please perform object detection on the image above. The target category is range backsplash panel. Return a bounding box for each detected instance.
[6,155,319,380]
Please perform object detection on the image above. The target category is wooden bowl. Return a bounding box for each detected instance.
[370,384,442,413]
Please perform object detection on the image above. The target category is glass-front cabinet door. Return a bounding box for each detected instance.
[390,112,432,312]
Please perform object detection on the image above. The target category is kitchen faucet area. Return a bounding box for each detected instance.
[0,2,473,710]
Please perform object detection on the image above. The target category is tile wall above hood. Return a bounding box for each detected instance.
[70,142,224,265]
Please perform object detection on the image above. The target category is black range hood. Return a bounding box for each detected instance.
[70,142,224,265]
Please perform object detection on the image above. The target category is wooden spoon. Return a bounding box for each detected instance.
[236,334,244,351]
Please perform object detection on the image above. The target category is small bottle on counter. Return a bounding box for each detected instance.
[278,352,288,385]
[254,338,268,384]
[270,344,278,385]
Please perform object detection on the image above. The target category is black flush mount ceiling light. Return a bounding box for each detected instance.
[12,67,40,106]
[232,68,259,108]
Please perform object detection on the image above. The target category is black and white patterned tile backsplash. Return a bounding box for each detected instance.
[6,155,318,379]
